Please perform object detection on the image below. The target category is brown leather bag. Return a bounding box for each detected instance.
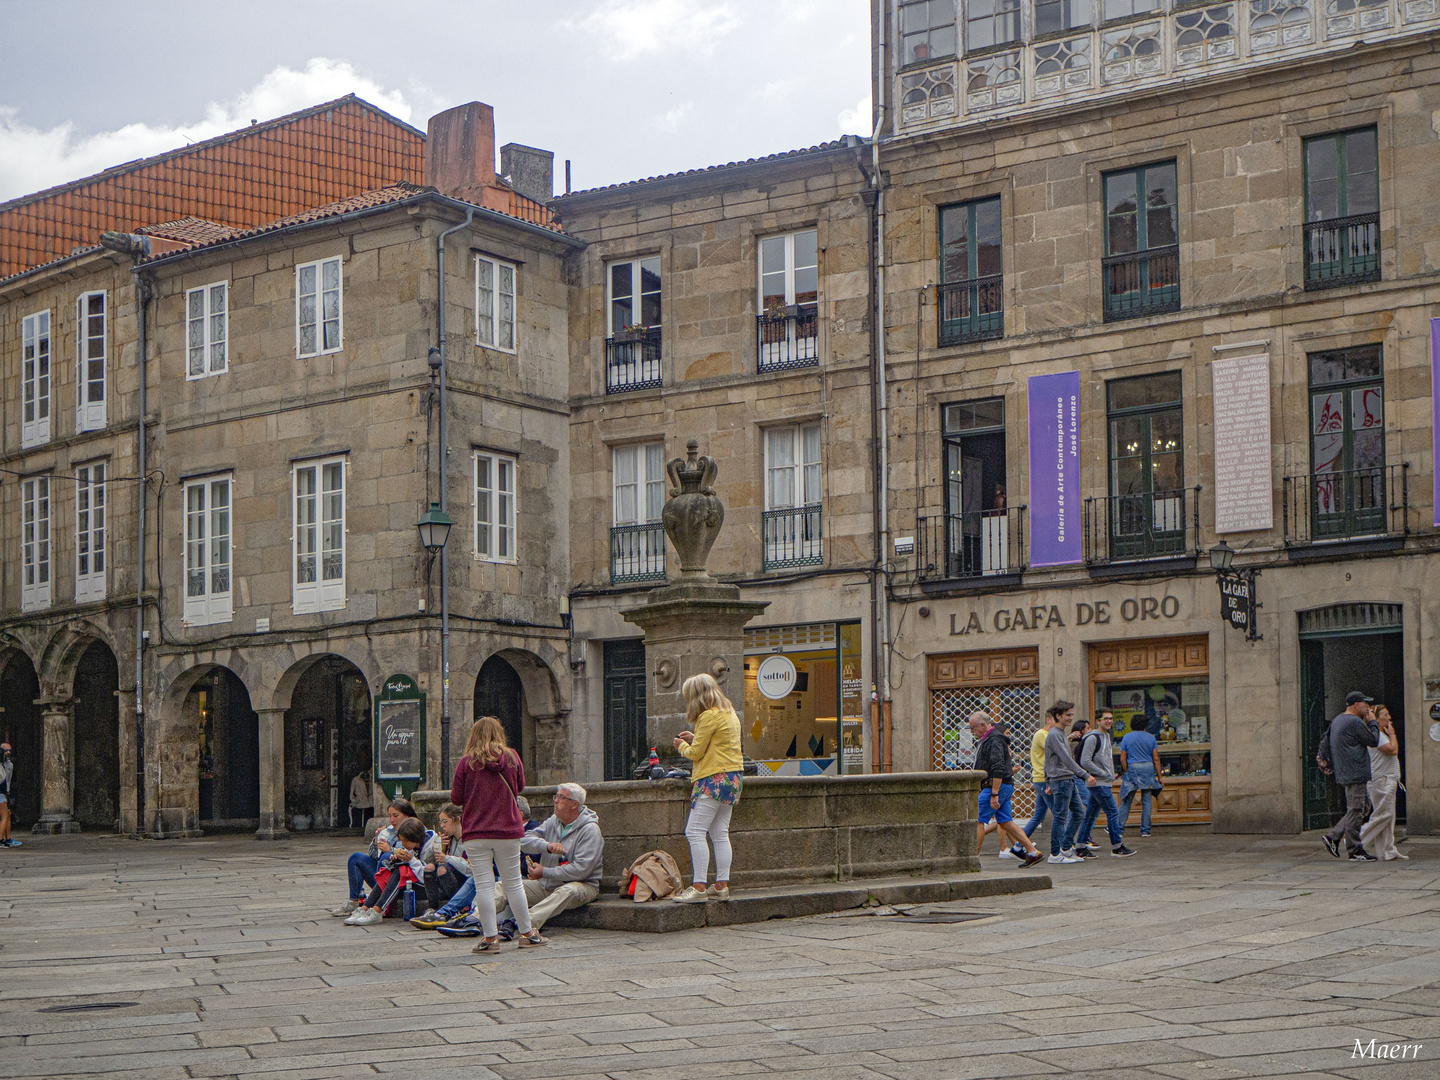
[622,850,683,902]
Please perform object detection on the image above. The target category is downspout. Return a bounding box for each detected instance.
[871,0,893,770]
[436,207,476,791]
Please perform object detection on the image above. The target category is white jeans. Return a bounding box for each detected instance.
[496,879,600,931]
[463,838,532,937]
[1360,776,1401,858]
[684,796,734,885]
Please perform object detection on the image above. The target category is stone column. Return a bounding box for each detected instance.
[116,690,138,836]
[36,701,80,834]
[255,708,289,841]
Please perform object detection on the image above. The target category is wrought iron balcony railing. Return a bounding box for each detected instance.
[936,276,1003,346]
[1102,246,1180,322]
[1084,486,1199,564]
[1283,464,1407,545]
[917,506,1027,582]
[610,522,666,584]
[1304,212,1380,290]
[605,327,662,393]
[762,505,823,570]
[757,304,819,373]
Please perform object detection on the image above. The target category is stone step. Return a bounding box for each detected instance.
[547,872,1051,933]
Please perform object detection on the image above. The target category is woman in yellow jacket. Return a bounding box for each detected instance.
[672,673,743,902]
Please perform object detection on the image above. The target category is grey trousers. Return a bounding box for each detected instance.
[1326,782,1371,849]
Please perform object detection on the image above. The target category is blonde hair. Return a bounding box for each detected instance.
[464,715,512,766]
[682,672,735,727]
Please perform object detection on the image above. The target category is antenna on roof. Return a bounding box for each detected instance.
[565,159,571,194]
[250,119,257,126]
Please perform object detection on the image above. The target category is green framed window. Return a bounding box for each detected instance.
[1102,161,1179,321]
[1104,372,1186,559]
[1307,345,1385,538]
[1303,128,1379,289]
[938,197,1003,346]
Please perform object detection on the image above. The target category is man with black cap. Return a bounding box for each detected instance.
[1318,692,1380,861]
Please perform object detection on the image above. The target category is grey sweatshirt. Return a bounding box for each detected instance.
[1078,729,1116,782]
[520,806,604,888]
[1326,712,1380,786]
[1043,725,1086,782]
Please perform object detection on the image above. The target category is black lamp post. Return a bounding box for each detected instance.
[416,502,454,782]
[1209,540,1260,641]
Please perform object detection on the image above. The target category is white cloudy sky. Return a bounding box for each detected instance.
[0,0,873,202]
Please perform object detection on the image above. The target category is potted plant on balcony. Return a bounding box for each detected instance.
[614,323,651,344]
[762,298,789,323]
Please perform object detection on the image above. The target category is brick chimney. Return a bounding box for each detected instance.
[425,102,510,213]
[500,143,554,204]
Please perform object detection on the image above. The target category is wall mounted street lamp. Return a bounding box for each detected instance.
[1209,541,1261,641]
[417,501,454,782]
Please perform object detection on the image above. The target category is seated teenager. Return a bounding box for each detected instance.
[333,798,419,918]
[410,804,472,927]
[492,782,603,939]
[345,817,439,926]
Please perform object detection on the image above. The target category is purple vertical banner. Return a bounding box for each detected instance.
[1432,319,1440,526]
[1028,371,1082,567]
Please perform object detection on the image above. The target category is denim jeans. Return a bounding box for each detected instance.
[1081,782,1124,848]
[437,874,476,919]
[1062,783,1087,850]
[1047,778,1076,856]
[1021,781,1052,839]
[347,851,379,901]
[1120,764,1158,835]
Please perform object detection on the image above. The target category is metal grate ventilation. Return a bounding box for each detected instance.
[1298,603,1402,637]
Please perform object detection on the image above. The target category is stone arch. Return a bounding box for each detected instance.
[276,653,373,830]
[268,646,381,715]
[37,620,119,701]
[0,642,43,827]
[161,662,260,829]
[472,647,569,784]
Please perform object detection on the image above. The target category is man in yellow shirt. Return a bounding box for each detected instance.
[1002,711,1060,860]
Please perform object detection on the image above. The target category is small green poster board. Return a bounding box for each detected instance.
[375,674,426,791]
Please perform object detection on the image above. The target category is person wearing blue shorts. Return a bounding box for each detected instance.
[969,712,1043,867]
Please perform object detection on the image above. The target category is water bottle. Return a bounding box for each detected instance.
[648,747,664,781]
[403,882,416,920]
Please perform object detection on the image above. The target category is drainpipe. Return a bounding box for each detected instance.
[435,207,475,790]
[105,231,152,833]
[870,2,894,769]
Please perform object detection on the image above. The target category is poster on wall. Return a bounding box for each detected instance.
[1211,354,1274,533]
[1027,371,1082,566]
[375,673,426,781]
[1432,319,1440,527]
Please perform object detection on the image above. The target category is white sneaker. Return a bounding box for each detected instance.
[1060,848,1077,859]
[1047,854,1081,864]
[331,899,360,917]
[346,907,383,926]
[998,849,1019,860]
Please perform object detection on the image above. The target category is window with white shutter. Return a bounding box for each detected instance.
[293,458,345,612]
[474,451,517,562]
[475,255,516,351]
[183,475,232,625]
[77,291,107,431]
[186,282,228,377]
[75,463,107,603]
[21,477,51,611]
[296,257,343,358]
[21,311,51,447]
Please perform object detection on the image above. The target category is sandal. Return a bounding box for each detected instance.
[471,937,501,954]
[518,929,549,947]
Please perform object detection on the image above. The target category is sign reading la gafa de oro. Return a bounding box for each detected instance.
[950,594,1182,635]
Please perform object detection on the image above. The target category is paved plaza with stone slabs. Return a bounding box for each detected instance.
[2,832,1438,1080]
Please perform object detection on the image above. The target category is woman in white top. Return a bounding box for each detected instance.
[349,769,373,830]
[1359,705,1406,860]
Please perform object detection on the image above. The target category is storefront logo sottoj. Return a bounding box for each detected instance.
[949,595,1182,636]
[755,654,798,700]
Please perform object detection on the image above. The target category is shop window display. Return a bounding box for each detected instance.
[743,622,863,775]
[1097,678,1210,778]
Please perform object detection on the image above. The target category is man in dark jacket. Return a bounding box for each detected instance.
[969,712,1043,867]
[1319,691,1381,861]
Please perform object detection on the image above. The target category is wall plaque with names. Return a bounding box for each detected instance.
[1212,354,1274,533]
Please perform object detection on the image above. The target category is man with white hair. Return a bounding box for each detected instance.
[492,782,604,937]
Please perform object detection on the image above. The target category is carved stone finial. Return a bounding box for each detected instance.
[661,439,725,578]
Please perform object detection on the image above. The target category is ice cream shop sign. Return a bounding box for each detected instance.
[949,595,1182,635]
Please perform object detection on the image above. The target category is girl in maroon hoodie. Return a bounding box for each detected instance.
[449,716,546,951]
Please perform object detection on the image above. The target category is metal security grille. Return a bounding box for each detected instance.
[931,682,1042,817]
[745,623,836,651]
[1298,602,1402,637]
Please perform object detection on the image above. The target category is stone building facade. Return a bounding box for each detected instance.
[872,0,1440,834]
[0,103,583,837]
[554,143,881,783]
